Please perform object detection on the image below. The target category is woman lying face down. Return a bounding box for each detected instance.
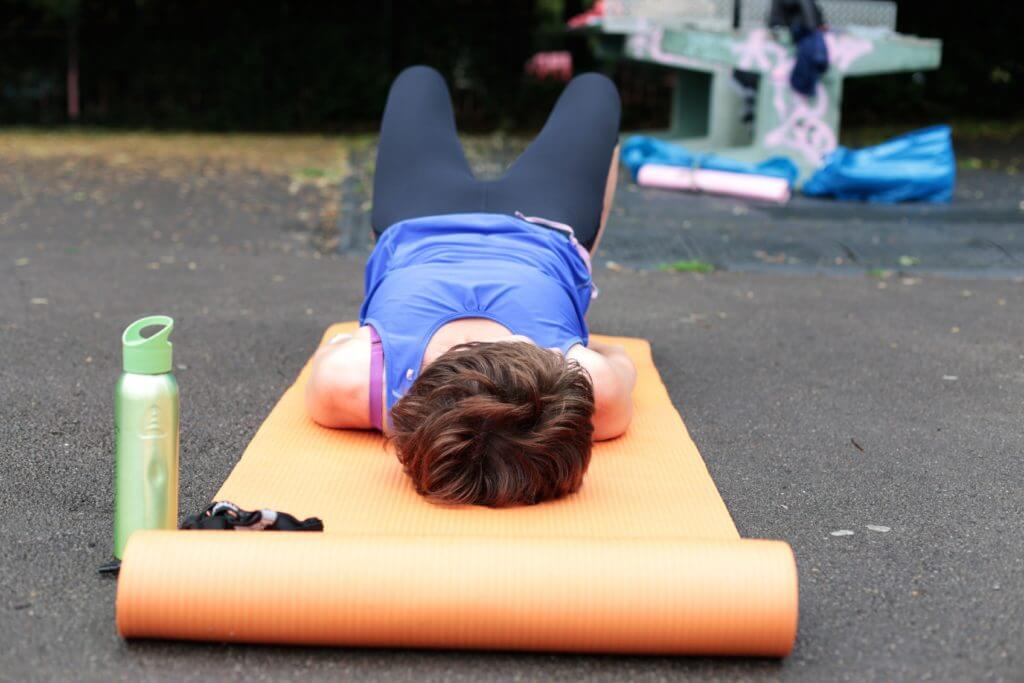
[306,321,636,506]
[305,66,635,506]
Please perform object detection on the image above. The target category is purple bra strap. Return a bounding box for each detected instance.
[368,325,384,431]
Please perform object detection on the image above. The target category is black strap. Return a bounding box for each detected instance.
[181,501,324,532]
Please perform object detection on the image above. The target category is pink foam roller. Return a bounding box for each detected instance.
[637,164,791,204]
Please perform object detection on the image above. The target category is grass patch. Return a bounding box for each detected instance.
[660,259,715,274]
[0,128,375,178]
[299,166,328,178]
[866,268,891,279]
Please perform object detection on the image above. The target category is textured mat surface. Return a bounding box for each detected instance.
[116,323,798,656]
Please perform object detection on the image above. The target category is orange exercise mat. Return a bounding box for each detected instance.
[117,323,798,656]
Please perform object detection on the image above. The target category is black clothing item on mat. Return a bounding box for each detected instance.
[181,501,324,531]
[371,65,621,251]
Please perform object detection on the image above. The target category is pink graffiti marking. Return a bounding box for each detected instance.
[732,28,874,164]
[732,27,789,73]
[628,25,875,165]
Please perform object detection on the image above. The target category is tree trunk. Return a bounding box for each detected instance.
[67,3,80,121]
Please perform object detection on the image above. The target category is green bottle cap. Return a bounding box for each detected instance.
[122,315,174,374]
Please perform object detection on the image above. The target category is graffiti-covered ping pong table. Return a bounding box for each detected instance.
[578,0,942,182]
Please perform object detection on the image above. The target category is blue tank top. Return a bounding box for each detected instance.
[359,213,593,412]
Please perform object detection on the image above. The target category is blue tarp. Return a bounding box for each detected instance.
[621,136,800,187]
[803,125,956,203]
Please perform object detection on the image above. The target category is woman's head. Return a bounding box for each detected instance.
[389,341,595,507]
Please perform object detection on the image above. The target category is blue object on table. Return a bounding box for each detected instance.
[790,28,829,96]
[621,136,800,186]
[802,125,956,203]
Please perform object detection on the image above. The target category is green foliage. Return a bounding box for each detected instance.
[0,0,557,130]
[25,0,78,17]
[841,0,1023,124]
[2,0,1021,129]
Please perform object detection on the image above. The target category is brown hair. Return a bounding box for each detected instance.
[389,341,595,507]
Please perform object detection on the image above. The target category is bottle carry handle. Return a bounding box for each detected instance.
[122,315,173,347]
[121,315,174,374]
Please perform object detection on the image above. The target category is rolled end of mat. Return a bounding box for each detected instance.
[117,531,798,657]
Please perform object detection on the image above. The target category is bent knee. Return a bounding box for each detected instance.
[568,72,621,109]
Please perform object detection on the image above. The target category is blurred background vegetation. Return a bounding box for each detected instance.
[1,0,1019,133]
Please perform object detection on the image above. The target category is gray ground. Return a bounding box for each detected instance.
[342,137,1024,274]
[1,140,1022,682]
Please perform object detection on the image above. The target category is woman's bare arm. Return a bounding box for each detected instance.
[568,340,637,440]
[305,332,374,429]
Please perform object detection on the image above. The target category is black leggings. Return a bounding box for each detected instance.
[372,65,621,251]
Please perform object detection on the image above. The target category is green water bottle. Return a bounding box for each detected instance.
[113,315,179,559]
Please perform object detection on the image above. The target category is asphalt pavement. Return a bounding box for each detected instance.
[1,143,1022,682]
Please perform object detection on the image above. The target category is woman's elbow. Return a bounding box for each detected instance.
[305,354,360,428]
[589,366,633,440]
[592,399,632,441]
